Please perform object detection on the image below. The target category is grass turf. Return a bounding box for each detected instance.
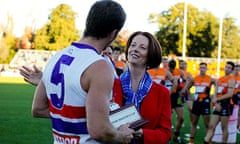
[0,77,52,144]
[0,76,239,143]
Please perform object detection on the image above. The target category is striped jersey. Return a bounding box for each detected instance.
[193,75,211,102]
[42,42,104,144]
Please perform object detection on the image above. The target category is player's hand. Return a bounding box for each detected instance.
[211,96,217,104]
[19,65,42,86]
[133,128,143,139]
[118,123,134,144]
[214,103,222,112]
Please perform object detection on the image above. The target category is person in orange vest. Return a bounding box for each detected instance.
[162,56,169,69]
[232,64,240,133]
[102,46,124,78]
[179,59,194,123]
[168,59,189,143]
[232,64,240,105]
[182,62,217,144]
[204,61,235,144]
[112,46,126,71]
[148,58,176,94]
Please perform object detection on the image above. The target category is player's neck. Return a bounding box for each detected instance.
[78,37,110,54]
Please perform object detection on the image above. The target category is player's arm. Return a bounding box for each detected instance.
[166,70,173,82]
[211,80,219,104]
[210,77,217,87]
[32,80,50,118]
[165,70,175,94]
[82,59,133,143]
[217,78,235,101]
[210,77,217,93]
[180,70,193,95]
[184,73,194,90]
[180,69,186,80]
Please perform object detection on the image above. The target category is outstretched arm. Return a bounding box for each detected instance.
[19,65,42,86]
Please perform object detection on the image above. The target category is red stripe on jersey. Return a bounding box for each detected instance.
[49,100,86,119]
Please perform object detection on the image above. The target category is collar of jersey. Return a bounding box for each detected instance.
[71,42,99,54]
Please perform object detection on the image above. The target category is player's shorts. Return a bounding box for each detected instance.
[213,99,234,116]
[171,92,184,108]
[191,97,211,116]
[182,90,192,102]
[184,95,190,101]
[232,93,240,105]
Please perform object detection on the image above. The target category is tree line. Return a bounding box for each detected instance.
[0,3,239,63]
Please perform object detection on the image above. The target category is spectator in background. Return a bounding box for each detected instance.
[26,1,134,144]
[102,46,123,77]
[102,45,113,57]
[162,56,169,69]
[112,46,126,70]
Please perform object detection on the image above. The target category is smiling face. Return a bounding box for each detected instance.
[124,31,162,69]
[127,34,149,67]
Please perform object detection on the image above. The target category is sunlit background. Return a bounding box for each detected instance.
[0,0,239,36]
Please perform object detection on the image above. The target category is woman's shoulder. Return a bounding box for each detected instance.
[151,82,170,94]
[149,82,170,102]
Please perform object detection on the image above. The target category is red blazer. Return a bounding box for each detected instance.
[113,79,172,144]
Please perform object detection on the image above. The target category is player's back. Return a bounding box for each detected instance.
[42,43,104,143]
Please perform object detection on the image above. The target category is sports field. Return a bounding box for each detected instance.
[0,77,52,144]
[0,76,239,144]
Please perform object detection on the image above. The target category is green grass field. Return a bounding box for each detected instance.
[0,76,239,144]
[0,77,52,144]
